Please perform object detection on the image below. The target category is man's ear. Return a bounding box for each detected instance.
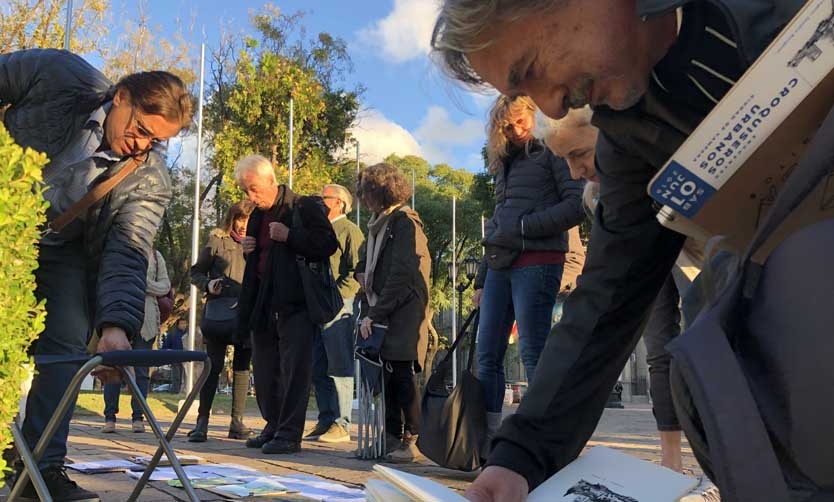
[113,87,130,107]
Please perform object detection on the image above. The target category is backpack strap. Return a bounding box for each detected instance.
[46,155,145,236]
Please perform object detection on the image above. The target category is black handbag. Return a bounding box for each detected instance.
[417,309,487,472]
[204,296,238,322]
[484,244,520,270]
[293,208,343,325]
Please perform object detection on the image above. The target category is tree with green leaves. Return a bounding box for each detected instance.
[206,5,361,213]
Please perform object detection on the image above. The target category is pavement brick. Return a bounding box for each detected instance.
[1,404,704,501]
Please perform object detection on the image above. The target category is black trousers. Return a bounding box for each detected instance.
[252,309,316,442]
[385,360,421,438]
[643,274,683,431]
[199,318,252,417]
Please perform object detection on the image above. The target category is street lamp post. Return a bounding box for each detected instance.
[449,256,480,375]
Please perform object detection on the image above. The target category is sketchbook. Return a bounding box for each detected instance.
[373,447,702,502]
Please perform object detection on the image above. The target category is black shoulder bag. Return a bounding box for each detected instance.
[292,206,344,325]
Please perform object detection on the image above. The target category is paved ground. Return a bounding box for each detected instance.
[2,404,704,501]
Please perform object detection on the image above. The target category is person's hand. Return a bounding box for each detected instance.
[472,288,483,307]
[91,326,133,385]
[242,236,256,254]
[360,317,373,339]
[269,222,290,242]
[464,466,529,502]
[207,278,223,295]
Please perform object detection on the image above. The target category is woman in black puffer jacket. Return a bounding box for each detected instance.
[474,95,585,449]
[187,200,255,442]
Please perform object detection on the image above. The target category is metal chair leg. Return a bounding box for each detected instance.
[8,357,102,501]
[126,358,211,502]
[9,423,52,502]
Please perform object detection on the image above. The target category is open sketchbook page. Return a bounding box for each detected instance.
[527,447,698,502]
[375,447,701,502]
[372,465,468,502]
[365,479,413,502]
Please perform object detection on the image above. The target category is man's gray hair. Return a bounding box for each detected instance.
[323,183,354,214]
[234,154,276,185]
[431,0,558,86]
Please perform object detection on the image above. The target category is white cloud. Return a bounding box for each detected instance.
[415,105,483,146]
[469,87,500,111]
[358,0,440,63]
[414,105,484,164]
[342,105,486,170]
[347,110,423,164]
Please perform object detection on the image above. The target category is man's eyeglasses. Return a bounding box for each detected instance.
[125,105,163,146]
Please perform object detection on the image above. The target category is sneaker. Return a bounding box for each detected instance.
[385,432,421,464]
[261,438,301,454]
[318,423,350,443]
[303,422,331,441]
[19,465,100,501]
[100,421,116,433]
[132,420,145,433]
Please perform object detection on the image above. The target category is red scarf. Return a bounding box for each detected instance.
[230,229,244,243]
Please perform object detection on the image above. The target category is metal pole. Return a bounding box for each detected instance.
[186,44,205,396]
[64,0,73,50]
[481,215,486,255]
[451,196,457,386]
[288,97,294,189]
[411,169,415,208]
[355,141,360,226]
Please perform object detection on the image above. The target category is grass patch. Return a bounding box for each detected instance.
[74,390,259,419]
[73,389,316,419]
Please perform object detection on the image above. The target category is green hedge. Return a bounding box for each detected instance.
[0,123,48,482]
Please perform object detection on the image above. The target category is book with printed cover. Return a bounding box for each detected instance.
[372,447,715,501]
[648,0,834,262]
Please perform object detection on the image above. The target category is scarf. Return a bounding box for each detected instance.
[230,228,244,243]
[363,205,403,307]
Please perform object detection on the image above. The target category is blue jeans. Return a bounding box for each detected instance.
[23,241,90,468]
[312,300,356,428]
[103,335,155,422]
[477,264,563,412]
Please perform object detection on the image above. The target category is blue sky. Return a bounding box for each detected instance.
[105,0,497,172]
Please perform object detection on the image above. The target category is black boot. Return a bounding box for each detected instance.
[187,415,209,443]
[228,370,253,439]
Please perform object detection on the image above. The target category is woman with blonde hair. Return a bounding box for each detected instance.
[474,95,584,450]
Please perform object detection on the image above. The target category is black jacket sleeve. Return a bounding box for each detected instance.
[287,196,339,260]
[485,131,685,489]
[94,156,172,338]
[0,49,111,158]
[521,153,585,239]
[190,236,219,293]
